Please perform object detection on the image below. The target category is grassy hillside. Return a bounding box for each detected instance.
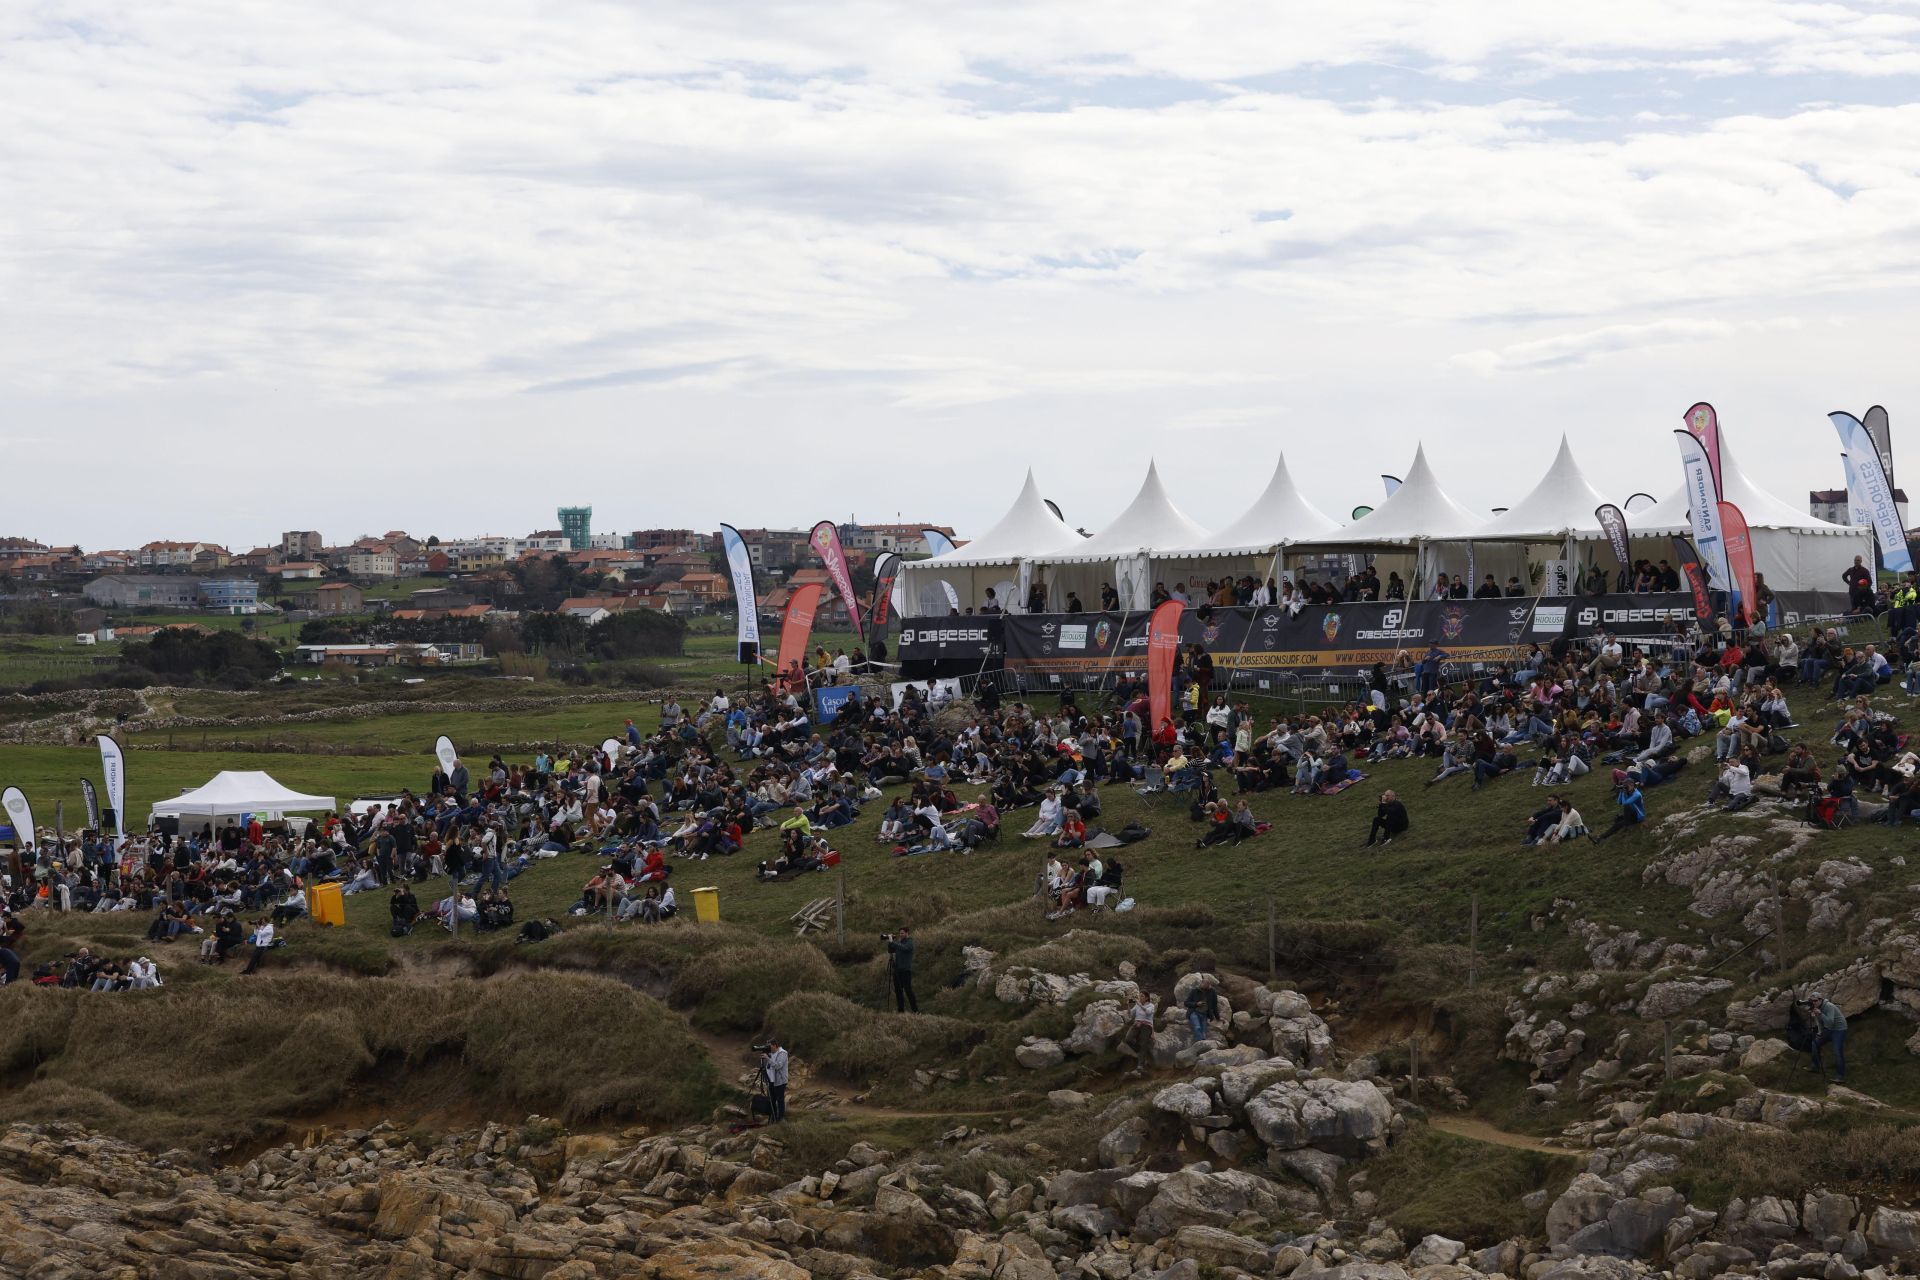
[5,643,1918,1161]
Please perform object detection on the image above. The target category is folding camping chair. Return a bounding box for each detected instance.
[1133,764,1169,810]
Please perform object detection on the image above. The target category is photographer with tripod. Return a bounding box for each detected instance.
[757,1037,788,1122]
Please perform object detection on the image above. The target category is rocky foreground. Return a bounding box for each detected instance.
[5,942,1919,1280]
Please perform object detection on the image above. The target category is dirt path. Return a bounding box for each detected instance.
[1429,1115,1575,1156]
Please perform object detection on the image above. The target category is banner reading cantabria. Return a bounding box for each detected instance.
[1831,410,1914,573]
[718,524,762,663]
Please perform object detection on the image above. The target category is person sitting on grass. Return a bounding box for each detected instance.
[1706,757,1755,811]
[1054,806,1087,850]
[389,884,419,935]
[1194,799,1255,848]
[1022,789,1065,839]
[634,884,676,922]
[1589,772,1647,842]
[1546,797,1587,844]
[1365,790,1409,847]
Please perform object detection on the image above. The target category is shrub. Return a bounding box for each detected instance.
[0,971,726,1153]
[761,992,980,1079]
[1365,1126,1573,1243]
[668,943,839,1032]
[1673,1116,1920,1207]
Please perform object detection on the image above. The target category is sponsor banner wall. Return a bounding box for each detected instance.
[896,619,1002,663]
[1570,594,1700,637]
[1005,599,1559,675]
[1770,590,1856,627]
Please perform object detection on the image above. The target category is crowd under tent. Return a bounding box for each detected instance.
[1023,461,1210,612]
[149,771,336,829]
[1286,445,1486,593]
[1426,435,1612,595]
[1146,454,1340,602]
[895,469,1081,616]
[1617,435,1867,593]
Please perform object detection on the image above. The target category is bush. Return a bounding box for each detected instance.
[0,971,726,1153]
[669,943,839,1032]
[1673,1116,1920,1207]
[1366,1125,1573,1243]
[761,992,980,1079]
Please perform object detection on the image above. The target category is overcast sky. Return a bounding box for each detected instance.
[5,2,1920,550]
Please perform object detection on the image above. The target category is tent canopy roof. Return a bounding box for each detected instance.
[1436,435,1611,541]
[150,770,337,818]
[1174,453,1337,556]
[1293,444,1485,546]
[1043,461,1210,563]
[1632,434,1856,535]
[906,469,1082,568]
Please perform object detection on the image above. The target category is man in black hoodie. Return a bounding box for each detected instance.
[886,925,918,1013]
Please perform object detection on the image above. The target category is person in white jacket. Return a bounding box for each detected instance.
[126,957,162,989]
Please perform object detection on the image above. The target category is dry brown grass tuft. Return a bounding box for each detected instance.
[0,970,725,1153]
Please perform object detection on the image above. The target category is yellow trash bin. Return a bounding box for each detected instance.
[308,882,346,928]
[690,886,721,924]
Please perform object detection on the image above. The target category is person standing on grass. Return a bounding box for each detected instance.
[1810,994,1849,1083]
[760,1037,789,1122]
[887,925,918,1013]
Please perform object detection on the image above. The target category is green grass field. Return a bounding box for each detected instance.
[9,667,1907,976]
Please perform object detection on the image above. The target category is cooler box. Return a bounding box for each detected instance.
[308,882,346,927]
[691,886,720,923]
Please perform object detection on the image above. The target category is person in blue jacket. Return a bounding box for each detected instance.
[1590,769,1646,842]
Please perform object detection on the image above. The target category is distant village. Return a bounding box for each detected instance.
[0,510,955,669]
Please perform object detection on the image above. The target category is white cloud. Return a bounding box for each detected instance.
[2,3,1920,545]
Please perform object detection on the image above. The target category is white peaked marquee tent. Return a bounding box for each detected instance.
[895,428,1871,619]
[1288,445,1485,591]
[896,469,1081,614]
[1028,461,1210,611]
[1624,434,1866,591]
[1151,454,1338,600]
[150,771,336,824]
[1428,435,1613,593]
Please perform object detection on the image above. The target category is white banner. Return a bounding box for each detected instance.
[718,524,761,662]
[1840,452,1873,529]
[920,529,962,612]
[434,734,459,775]
[1,785,34,849]
[1832,412,1914,572]
[97,734,126,847]
[1673,429,1731,590]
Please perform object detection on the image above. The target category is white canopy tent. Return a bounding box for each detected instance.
[1288,445,1486,593]
[1620,435,1867,594]
[895,469,1083,616]
[150,771,337,824]
[1428,436,1612,595]
[1152,454,1339,602]
[1027,461,1210,611]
